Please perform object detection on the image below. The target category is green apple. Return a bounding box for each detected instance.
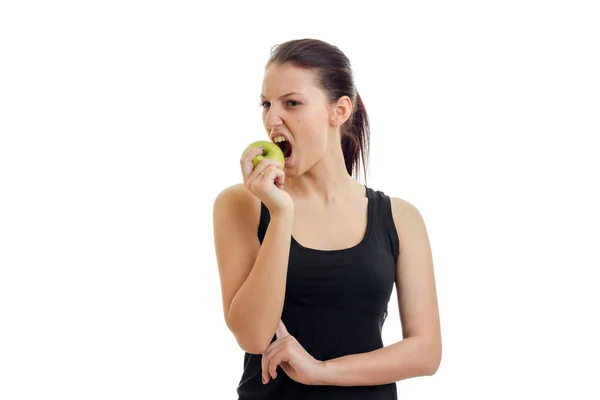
[242,140,285,169]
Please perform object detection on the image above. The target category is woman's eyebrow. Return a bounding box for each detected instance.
[260,92,303,100]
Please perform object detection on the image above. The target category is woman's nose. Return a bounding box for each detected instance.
[264,107,283,129]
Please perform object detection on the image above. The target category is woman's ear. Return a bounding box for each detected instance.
[329,95,353,128]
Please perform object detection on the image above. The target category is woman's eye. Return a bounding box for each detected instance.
[260,100,300,108]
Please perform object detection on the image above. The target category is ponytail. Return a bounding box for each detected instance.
[341,92,370,183]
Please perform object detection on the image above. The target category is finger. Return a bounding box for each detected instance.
[276,320,290,339]
[264,337,286,359]
[268,349,287,380]
[242,149,283,176]
[250,159,282,181]
[241,145,265,160]
[245,162,277,189]
[249,165,274,190]
[273,168,285,190]
[261,352,269,384]
[240,147,265,178]
[258,164,284,187]
[269,355,279,380]
[262,337,287,383]
[255,156,283,171]
[262,339,279,383]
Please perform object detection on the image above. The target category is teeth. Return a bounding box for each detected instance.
[273,136,287,143]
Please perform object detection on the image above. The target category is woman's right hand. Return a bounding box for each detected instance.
[240,147,294,216]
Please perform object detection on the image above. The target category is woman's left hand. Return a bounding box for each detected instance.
[261,320,326,386]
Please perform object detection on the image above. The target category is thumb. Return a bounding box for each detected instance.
[276,319,290,339]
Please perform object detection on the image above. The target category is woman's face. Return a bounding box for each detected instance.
[260,62,333,177]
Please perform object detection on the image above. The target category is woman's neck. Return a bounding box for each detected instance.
[284,142,364,205]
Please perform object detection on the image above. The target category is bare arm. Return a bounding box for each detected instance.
[319,198,442,385]
[213,183,293,354]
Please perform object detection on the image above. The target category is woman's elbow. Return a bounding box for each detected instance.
[233,332,271,354]
[227,320,272,354]
[425,341,442,375]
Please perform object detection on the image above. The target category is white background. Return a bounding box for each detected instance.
[1,1,599,399]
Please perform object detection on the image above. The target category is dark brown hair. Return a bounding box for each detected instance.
[266,39,370,182]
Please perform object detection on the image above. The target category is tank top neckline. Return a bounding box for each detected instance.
[289,185,374,255]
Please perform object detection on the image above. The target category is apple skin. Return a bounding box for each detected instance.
[242,140,285,169]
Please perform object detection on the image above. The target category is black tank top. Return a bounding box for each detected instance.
[236,186,400,399]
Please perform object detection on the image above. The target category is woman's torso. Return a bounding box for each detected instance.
[237,185,399,400]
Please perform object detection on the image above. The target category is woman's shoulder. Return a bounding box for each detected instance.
[213,183,261,224]
[371,187,425,230]
[370,187,415,215]
[389,196,417,217]
[214,182,251,202]
[385,194,428,240]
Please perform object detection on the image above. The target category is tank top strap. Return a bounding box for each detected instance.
[257,201,271,244]
[367,186,400,262]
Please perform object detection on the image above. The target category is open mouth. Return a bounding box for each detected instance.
[274,138,293,160]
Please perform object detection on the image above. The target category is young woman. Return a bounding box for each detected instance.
[213,38,441,399]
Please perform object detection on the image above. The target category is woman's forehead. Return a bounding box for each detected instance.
[262,64,318,93]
